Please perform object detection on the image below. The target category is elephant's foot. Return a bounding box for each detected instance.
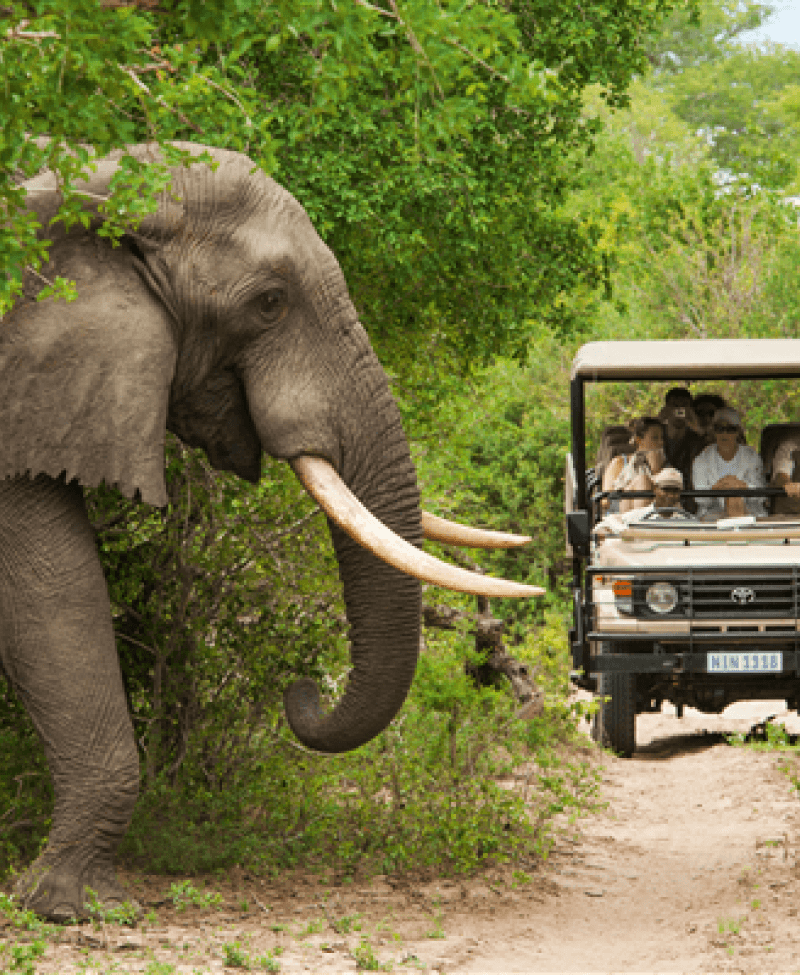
[14,846,141,924]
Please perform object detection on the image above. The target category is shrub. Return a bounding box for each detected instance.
[0,678,52,878]
[119,607,599,880]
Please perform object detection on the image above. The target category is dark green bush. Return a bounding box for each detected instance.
[0,677,52,877]
[118,609,599,880]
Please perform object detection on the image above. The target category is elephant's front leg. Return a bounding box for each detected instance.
[0,474,140,922]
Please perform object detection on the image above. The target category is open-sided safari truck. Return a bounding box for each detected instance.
[566,338,800,757]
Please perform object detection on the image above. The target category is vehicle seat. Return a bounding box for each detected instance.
[760,423,800,475]
[594,424,635,485]
[760,422,800,514]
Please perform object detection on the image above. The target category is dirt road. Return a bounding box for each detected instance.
[8,699,800,973]
[451,699,800,974]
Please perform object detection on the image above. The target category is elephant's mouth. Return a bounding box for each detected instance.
[290,455,544,597]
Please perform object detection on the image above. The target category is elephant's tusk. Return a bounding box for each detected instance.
[421,511,532,549]
[290,455,545,598]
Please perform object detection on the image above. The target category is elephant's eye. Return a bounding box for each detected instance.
[257,287,287,321]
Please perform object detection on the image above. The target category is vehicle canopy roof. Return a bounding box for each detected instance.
[571,339,800,382]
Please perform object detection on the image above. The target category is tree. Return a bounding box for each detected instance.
[614,0,800,193]
[641,0,776,74]
[2,0,698,378]
[665,44,800,192]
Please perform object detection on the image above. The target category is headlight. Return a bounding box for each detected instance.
[646,581,679,615]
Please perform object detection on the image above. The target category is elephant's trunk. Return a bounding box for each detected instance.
[283,407,422,753]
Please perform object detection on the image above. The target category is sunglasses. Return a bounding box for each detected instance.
[714,424,739,433]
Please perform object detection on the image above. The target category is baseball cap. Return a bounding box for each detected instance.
[652,467,683,489]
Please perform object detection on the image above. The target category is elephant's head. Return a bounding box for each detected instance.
[1,141,541,753]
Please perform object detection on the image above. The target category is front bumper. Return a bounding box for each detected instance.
[589,649,800,674]
[592,618,800,638]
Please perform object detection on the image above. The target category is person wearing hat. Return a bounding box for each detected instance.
[595,467,686,535]
[691,407,767,520]
[651,466,685,511]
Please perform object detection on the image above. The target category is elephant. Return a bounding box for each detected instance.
[0,140,542,922]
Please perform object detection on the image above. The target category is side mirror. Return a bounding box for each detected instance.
[566,510,590,557]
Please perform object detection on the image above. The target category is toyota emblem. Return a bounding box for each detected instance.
[730,586,757,604]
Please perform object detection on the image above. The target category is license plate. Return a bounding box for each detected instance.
[706,652,783,673]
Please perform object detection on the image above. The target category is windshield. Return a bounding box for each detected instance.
[584,377,800,529]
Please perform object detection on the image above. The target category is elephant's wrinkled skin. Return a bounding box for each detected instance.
[0,143,534,922]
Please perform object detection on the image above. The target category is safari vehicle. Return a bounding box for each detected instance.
[566,339,800,756]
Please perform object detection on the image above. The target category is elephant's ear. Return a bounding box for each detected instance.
[0,213,178,507]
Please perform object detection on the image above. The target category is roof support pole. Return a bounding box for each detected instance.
[571,377,586,512]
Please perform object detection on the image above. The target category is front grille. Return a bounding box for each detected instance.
[637,572,799,620]
[683,574,797,619]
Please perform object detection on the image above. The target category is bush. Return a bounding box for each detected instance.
[118,606,600,880]
[0,677,52,878]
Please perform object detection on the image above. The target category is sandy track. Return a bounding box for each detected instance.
[456,699,800,974]
[6,700,800,973]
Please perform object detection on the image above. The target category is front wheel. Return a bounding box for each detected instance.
[591,642,636,757]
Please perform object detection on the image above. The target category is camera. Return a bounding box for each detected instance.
[673,407,686,419]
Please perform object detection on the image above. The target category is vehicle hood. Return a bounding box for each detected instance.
[597,534,800,569]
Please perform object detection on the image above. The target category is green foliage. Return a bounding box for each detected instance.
[85,887,140,927]
[353,937,392,971]
[620,2,800,194]
[566,105,800,454]
[1,939,46,975]
[167,880,222,911]
[90,435,343,796]
[258,952,282,973]
[0,894,54,975]
[642,0,775,74]
[223,939,252,969]
[331,912,362,935]
[408,340,573,629]
[0,677,52,877]
[297,917,325,937]
[0,892,54,933]
[144,963,177,975]
[425,901,446,939]
[558,19,800,457]
[667,44,800,192]
[1,0,697,385]
[113,608,597,880]
[717,915,743,935]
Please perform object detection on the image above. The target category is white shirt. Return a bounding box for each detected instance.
[691,444,767,519]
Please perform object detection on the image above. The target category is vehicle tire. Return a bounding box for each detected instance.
[591,642,636,757]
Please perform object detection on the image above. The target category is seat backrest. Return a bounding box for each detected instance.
[594,424,635,481]
[760,422,800,477]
